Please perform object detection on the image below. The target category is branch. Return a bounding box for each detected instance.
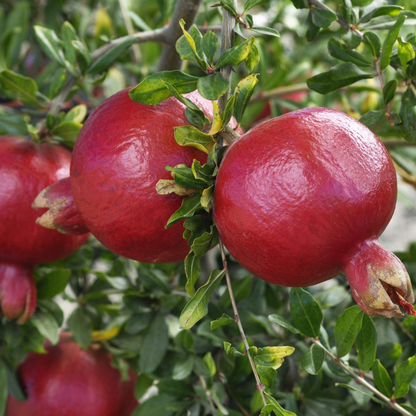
[220,241,268,407]
[157,0,204,71]
[310,338,412,416]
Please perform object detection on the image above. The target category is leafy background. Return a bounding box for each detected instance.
[1,0,416,415]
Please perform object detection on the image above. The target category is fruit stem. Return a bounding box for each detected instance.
[310,338,413,416]
[219,241,268,407]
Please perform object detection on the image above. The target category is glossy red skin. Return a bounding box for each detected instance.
[0,137,89,265]
[71,89,240,263]
[214,108,397,287]
[7,335,137,416]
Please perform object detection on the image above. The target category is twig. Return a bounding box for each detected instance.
[118,0,142,64]
[310,338,412,416]
[383,140,416,148]
[251,83,309,103]
[198,374,217,414]
[219,241,268,407]
[394,318,415,342]
[157,0,204,71]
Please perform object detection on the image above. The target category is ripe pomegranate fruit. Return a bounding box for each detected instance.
[0,136,89,323]
[7,334,138,416]
[37,88,241,263]
[214,108,415,318]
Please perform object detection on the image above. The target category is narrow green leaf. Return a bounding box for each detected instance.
[210,313,235,330]
[172,356,194,380]
[359,6,404,24]
[244,0,270,12]
[398,37,415,73]
[140,313,169,373]
[307,63,375,94]
[219,0,238,17]
[129,71,198,105]
[166,165,207,190]
[268,314,300,334]
[180,269,225,329]
[395,356,416,398]
[201,30,219,64]
[178,20,207,71]
[71,40,92,73]
[359,109,385,127]
[222,93,239,127]
[184,251,201,297]
[380,16,406,71]
[165,192,202,228]
[306,11,320,42]
[197,73,229,100]
[34,25,66,66]
[51,121,82,146]
[87,35,136,75]
[0,113,29,136]
[216,37,254,69]
[311,6,337,28]
[246,42,260,73]
[0,359,7,416]
[289,288,323,337]
[63,104,87,124]
[334,305,364,357]
[397,88,416,142]
[224,341,244,357]
[250,27,280,37]
[328,38,372,66]
[363,32,381,57]
[257,366,277,388]
[356,314,377,371]
[383,79,398,105]
[174,125,216,154]
[128,11,152,31]
[373,359,393,398]
[254,346,295,370]
[234,74,259,124]
[176,25,204,62]
[36,269,71,299]
[263,393,297,416]
[0,70,42,107]
[291,0,308,9]
[30,310,59,345]
[61,21,78,64]
[68,308,92,349]
[49,67,66,98]
[300,344,325,375]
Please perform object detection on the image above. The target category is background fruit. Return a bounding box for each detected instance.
[70,89,239,263]
[6,334,137,416]
[214,108,413,317]
[0,136,89,322]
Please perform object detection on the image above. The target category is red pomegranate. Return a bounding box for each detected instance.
[0,137,89,323]
[7,334,138,416]
[38,89,241,263]
[214,108,414,318]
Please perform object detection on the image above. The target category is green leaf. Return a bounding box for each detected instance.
[71,40,92,74]
[328,38,372,66]
[222,93,239,127]
[30,310,59,345]
[220,0,238,17]
[373,359,393,398]
[0,359,7,416]
[197,73,229,100]
[211,313,235,330]
[140,313,169,373]
[250,27,280,38]
[306,11,320,42]
[291,0,308,9]
[203,352,216,377]
[166,165,207,190]
[61,21,78,64]
[172,356,194,380]
[51,121,82,146]
[216,37,254,69]
[129,71,198,105]
[34,25,67,66]
[356,314,377,371]
[300,344,325,375]
[184,251,201,297]
[49,67,66,98]
[268,314,300,334]
[397,88,416,142]
[257,366,277,388]
[311,6,337,28]
[178,20,207,71]
[334,305,364,357]
[36,269,71,299]
[202,30,218,64]
[246,42,260,73]
[87,35,136,75]
[359,109,385,127]
[224,341,244,357]
[253,346,295,370]
[307,63,374,94]
[398,37,415,73]
[383,79,398,105]
[359,6,404,24]
[244,0,270,12]
[174,125,216,154]
[380,16,406,71]
[179,269,225,329]
[363,32,381,58]
[0,112,29,136]
[191,230,215,256]
[289,288,323,337]
[263,393,297,416]
[395,356,416,398]
[234,74,259,124]
[0,70,42,107]
[63,104,87,124]
[68,308,92,349]
[176,25,204,62]
[165,192,202,229]
[132,394,175,416]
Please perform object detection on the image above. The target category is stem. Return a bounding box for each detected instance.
[310,338,412,416]
[118,0,142,64]
[157,0,204,71]
[198,374,217,414]
[375,58,393,121]
[219,241,268,407]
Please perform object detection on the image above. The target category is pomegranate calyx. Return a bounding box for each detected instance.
[33,177,89,236]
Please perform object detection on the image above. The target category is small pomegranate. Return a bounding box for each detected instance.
[37,89,240,263]
[0,137,89,323]
[7,334,138,416]
[214,108,414,318]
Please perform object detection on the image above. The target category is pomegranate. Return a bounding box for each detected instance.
[7,334,138,416]
[38,88,241,263]
[0,136,89,323]
[214,108,415,318]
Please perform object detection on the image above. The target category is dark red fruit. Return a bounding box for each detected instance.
[0,137,89,322]
[66,88,240,263]
[7,334,138,416]
[214,108,414,318]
